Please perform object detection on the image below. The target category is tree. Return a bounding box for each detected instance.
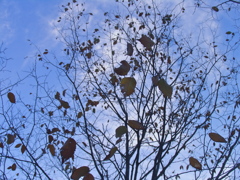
[1,0,239,179]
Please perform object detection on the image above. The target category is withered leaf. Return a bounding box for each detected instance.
[71,166,90,180]
[127,43,133,56]
[7,92,16,103]
[61,138,77,163]
[48,144,55,156]
[21,144,26,154]
[114,60,131,76]
[103,147,118,161]
[83,173,94,180]
[115,126,127,138]
[209,133,227,143]
[138,35,154,50]
[189,157,202,170]
[158,79,173,98]
[7,134,15,144]
[120,77,136,96]
[128,120,144,130]
[60,100,70,109]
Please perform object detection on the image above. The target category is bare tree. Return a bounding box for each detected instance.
[1,0,239,180]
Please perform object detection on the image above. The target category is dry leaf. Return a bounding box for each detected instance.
[114,60,131,76]
[21,144,26,154]
[158,79,173,98]
[103,147,118,161]
[115,126,127,138]
[138,35,154,50]
[71,166,90,180]
[7,92,16,103]
[61,138,77,163]
[48,144,55,156]
[209,133,227,143]
[7,134,15,144]
[189,157,202,170]
[120,77,136,96]
[127,43,133,56]
[60,100,70,109]
[128,120,144,130]
[83,173,95,180]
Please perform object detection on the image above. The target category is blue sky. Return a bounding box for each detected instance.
[0,0,65,73]
[1,0,238,74]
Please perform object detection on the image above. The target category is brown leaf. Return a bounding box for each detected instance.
[116,138,122,144]
[15,143,22,148]
[77,112,83,119]
[47,144,55,156]
[103,147,118,161]
[21,144,26,154]
[128,120,144,130]
[114,60,131,76]
[7,134,15,144]
[158,79,173,98]
[120,77,136,96]
[8,163,17,171]
[212,6,219,12]
[127,43,133,56]
[152,76,159,87]
[7,92,16,103]
[71,166,90,180]
[55,92,60,100]
[110,74,119,85]
[12,163,16,171]
[48,135,54,143]
[60,100,70,109]
[209,133,227,143]
[52,128,60,133]
[61,138,77,163]
[138,35,154,50]
[83,173,95,180]
[189,157,202,170]
[115,126,127,138]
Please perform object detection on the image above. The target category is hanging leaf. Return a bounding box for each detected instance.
[110,74,119,85]
[116,138,122,144]
[209,133,227,143]
[61,138,77,163]
[7,92,16,103]
[62,89,67,96]
[114,60,130,76]
[7,134,15,144]
[212,6,219,12]
[83,173,95,180]
[120,77,136,96]
[158,79,173,98]
[8,163,17,171]
[115,126,127,138]
[12,163,16,171]
[21,144,26,154]
[55,92,60,100]
[48,144,55,156]
[152,76,159,87]
[128,120,144,130]
[60,100,70,109]
[189,157,202,170]
[15,143,22,148]
[127,43,133,56]
[71,166,90,180]
[77,112,83,119]
[103,147,118,161]
[48,135,54,143]
[138,35,154,50]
